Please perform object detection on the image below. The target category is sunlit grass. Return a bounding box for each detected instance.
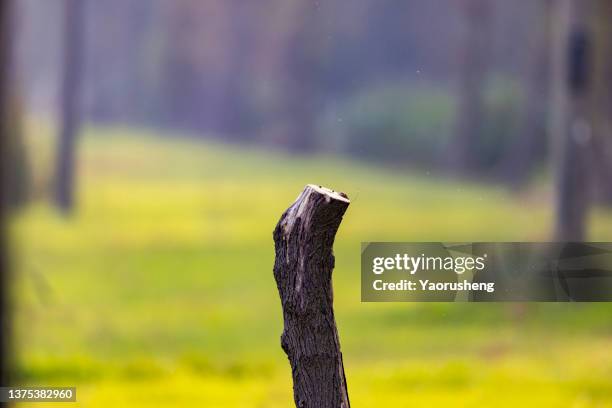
[10,122,612,407]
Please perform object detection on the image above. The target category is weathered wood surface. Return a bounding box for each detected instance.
[273,185,351,408]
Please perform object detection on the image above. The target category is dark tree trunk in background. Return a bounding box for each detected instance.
[283,2,324,153]
[551,0,592,241]
[54,0,85,214]
[4,97,27,209]
[589,0,612,204]
[273,185,351,408]
[87,1,158,124]
[0,0,27,211]
[157,1,229,133]
[217,0,252,138]
[0,0,12,400]
[448,0,490,173]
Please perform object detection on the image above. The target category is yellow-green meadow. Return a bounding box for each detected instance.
[11,124,612,407]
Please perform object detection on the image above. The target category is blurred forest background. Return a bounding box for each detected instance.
[1,0,612,406]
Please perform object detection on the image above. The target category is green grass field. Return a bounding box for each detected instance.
[10,123,612,407]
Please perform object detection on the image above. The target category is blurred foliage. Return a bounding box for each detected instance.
[323,82,454,165]
[16,0,556,180]
[9,123,612,407]
[478,75,526,170]
[321,77,540,175]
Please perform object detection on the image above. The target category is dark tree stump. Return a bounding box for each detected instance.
[273,185,351,408]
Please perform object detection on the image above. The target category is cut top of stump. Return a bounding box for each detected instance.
[278,184,350,239]
[305,184,350,204]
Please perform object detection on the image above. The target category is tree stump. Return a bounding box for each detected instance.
[273,184,351,408]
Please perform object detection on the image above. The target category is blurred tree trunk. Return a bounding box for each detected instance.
[0,0,27,211]
[158,1,229,132]
[448,0,491,173]
[0,0,12,398]
[4,90,28,210]
[551,0,592,241]
[589,0,612,204]
[87,0,159,124]
[500,2,550,188]
[217,0,252,138]
[54,0,85,214]
[283,1,324,153]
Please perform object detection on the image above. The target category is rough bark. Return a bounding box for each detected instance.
[54,0,85,214]
[273,185,351,408]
